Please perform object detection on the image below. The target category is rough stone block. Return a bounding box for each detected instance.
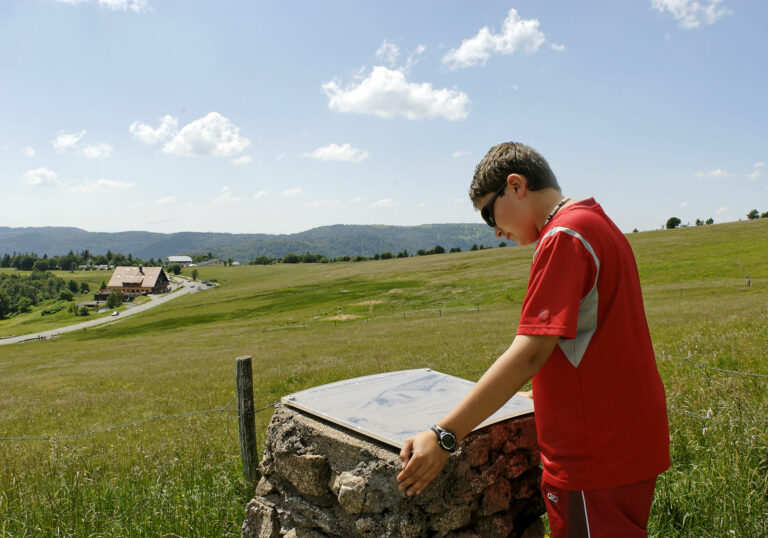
[242,404,544,538]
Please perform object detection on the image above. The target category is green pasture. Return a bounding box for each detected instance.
[1,219,767,536]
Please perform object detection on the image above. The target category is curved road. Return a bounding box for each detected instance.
[0,278,205,346]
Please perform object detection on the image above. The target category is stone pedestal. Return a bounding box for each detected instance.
[242,404,544,537]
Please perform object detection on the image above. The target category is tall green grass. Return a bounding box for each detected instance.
[0,219,766,536]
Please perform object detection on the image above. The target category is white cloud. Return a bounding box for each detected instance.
[322,66,470,121]
[214,186,239,204]
[253,190,269,199]
[680,201,689,207]
[282,188,303,198]
[651,0,731,29]
[68,179,135,193]
[24,167,60,186]
[417,202,427,208]
[695,168,733,179]
[349,196,363,203]
[746,162,765,181]
[442,8,555,69]
[21,146,35,157]
[163,112,250,157]
[232,155,253,166]
[129,115,178,144]
[305,143,370,163]
[53,129,112,157]
[550,43,566,52]
[451,150,470,158]
[155,196,176,205]
[55,0,150,12]
[376,39,400,66]
[83,142,113,159]
[98,0,149,12]
[369,198,398,208]
[53,130,86,153]
[717,206,731,214]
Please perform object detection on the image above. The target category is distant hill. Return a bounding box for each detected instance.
[0,224,504,262]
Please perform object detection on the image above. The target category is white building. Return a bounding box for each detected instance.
[166,255,193,267]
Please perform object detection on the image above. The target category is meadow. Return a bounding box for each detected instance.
[1,219,766,537]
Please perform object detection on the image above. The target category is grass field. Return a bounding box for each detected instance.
[1,219,767,536]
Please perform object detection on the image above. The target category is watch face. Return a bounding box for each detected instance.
[441,432,456,450]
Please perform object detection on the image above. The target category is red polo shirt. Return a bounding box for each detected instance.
[517,198,670,490]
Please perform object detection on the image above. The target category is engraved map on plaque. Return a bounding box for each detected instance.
[281,368,534,449]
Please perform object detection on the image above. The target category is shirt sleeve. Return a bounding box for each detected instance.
[517,229,597,339]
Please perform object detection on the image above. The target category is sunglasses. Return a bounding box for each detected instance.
[480,181,507,228]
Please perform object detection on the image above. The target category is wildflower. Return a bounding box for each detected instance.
[706,408,713,419]
[702,427,707,436]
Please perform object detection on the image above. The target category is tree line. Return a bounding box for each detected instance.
[664,209,767,230]
[248,242,508,265]
[0,250,164,272]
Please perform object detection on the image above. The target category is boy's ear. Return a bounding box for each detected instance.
[506,173,527,197]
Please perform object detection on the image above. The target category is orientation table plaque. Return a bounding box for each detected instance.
[281,368,535,449]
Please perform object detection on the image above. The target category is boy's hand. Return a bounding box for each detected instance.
[396,430,450,496]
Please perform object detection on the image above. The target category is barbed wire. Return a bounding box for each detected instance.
[660,352,768,379]
[0,394,278,443]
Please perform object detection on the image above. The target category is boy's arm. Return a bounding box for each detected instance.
[396,334,558,496]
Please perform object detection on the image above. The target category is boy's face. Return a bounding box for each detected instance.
[474,174,540,246]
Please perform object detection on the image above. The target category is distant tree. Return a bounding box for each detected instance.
[0,289,12,318]
[762,211,768,219]
[632,228,639,233]
[171,264,181,275]
[432,245,445,254]
[354,255,368,262]
[250,256,274,265]
[68,279,79,293]
[33,259,49,271]
[705,218,714,225]
[449,247,462,253]
[0,254,11,268]
[80,282,90,293]
[59,290,74,301]
[16,296,32,313]
[417,249,426,256]
[100,280,107,290]
[79,306,89,316]
[191,269,198,280]
[695,219,704,226]
[666,217,681,229]
[227,257,233,266]
[470,244,478,251]
[396,250,409,258]
[380,252,394,260]
[283,253,300,264]
[106,290,123,309]
[747,209,760,220]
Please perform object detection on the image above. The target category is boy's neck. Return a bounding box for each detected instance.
[530,188,570,232]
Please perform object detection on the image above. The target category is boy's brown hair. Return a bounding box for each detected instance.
[469,142,561,203]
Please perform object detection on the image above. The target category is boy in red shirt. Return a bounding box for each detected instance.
[397,142,669,537]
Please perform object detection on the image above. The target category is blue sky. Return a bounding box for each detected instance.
[1,0,765,234]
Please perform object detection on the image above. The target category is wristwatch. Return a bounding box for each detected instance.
[430,424,457,452]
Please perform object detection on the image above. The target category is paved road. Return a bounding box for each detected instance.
[0,278,207,346]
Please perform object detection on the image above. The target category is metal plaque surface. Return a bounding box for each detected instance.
[281,368,534,449]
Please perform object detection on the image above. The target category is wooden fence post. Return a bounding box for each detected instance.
[237,355,259,484]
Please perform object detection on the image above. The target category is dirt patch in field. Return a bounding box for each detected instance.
[352,300,385,306]
[386,288,403,294]
[451,289,465,294]
[323,314,360,321]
